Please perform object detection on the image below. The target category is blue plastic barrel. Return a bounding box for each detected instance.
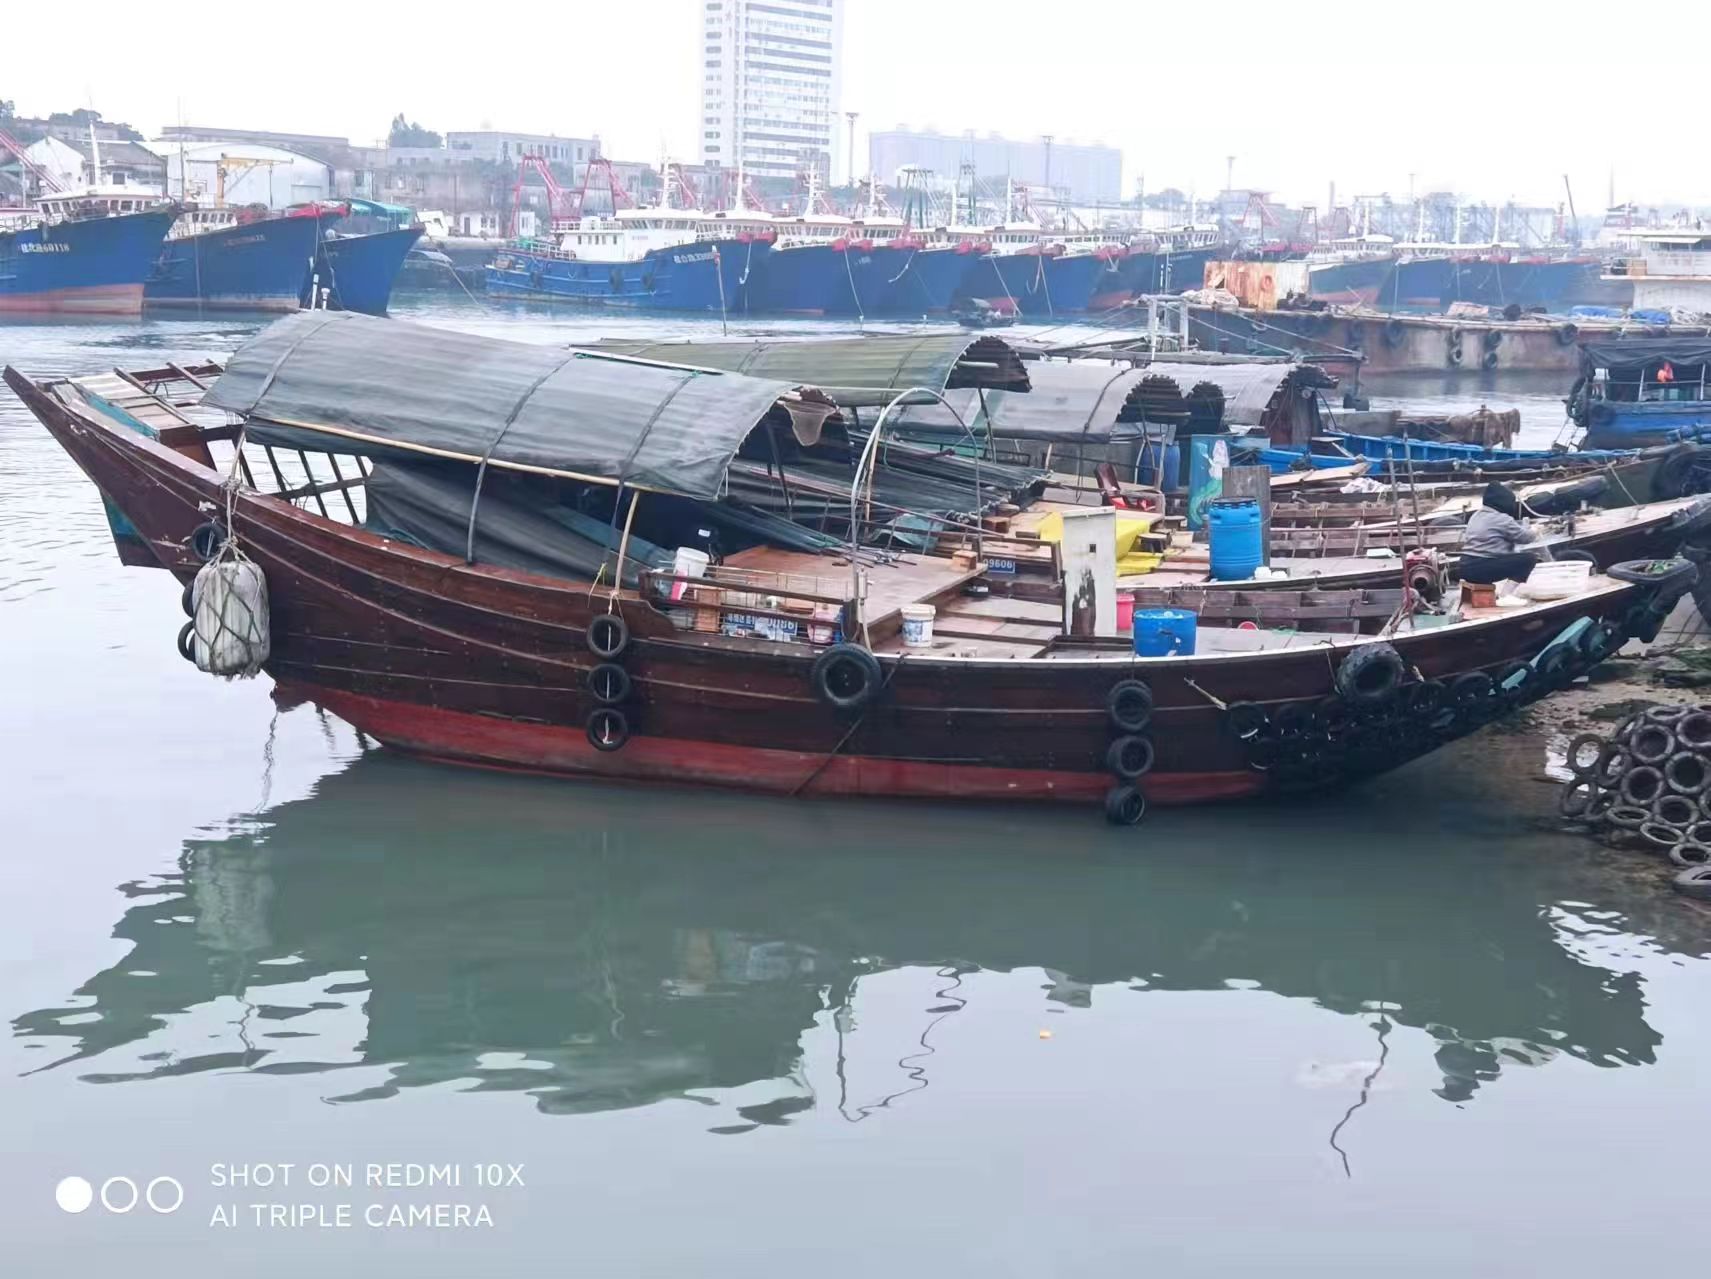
[1133,607,1198,657]
[1161,442,1181,492]
[1208,498,1264,581]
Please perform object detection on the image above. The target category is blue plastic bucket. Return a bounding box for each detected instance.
[1208,498,1264,581]
[1133,607,1198,657]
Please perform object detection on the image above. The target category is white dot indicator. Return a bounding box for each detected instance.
[55,1177,93,1214]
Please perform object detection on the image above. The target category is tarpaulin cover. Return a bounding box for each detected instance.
[203,311,810,499]
[365,461,673,586]
[888,359,1306,443]
[577,333,1028,407]
[1580,338,1711,376]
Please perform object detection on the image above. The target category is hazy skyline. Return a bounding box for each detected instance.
[6,1,1701,211]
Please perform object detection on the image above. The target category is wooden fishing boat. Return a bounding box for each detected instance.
[6,313,1702,824]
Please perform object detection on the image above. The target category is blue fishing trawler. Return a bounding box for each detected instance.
[878,240,983,315]
[488,206,773,312]
[0,189,177,316]
[1570,337,1711,449]
[146,207,331,312]
[298,198,421,315]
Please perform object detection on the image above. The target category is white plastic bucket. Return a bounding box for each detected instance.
[1518,560,1592,601]
[901,603,936,648]
[670,547,710,601]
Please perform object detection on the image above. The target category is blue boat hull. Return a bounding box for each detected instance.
[867,245,978,315]
[751,243,891,316]
[1382,258,1609,313]
[308,227,423,315]
[1308,257,1395,306]
[486,238,768,312]
[0,208,178,316]
[1042,252,1132,314]
[1122,247,1216,298]
[146,215,323,312]
[958,253,1057,317]
[1584,402,1711,451]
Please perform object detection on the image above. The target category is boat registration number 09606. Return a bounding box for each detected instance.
[722,613,799,642]
[987,557,1017,575]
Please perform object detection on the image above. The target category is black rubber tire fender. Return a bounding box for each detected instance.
[1106,735,1156,780]
[1535,645,1575,688]
[1480,349,1499,370]
[1676,710,1711,749]
[1336,642,1406,704]
[1104,783,1147,826]
[181,578,197,618]
[1552,546,1600,566]
[587,612,631,659]
[1448,671,1494,708]
[1567,732,1607,780]
[1556,321,1579,346]
[176,620,198,664]
[1666,501,1711,541]
[1643,704,1690,724]
[1610,557,1696,594]
[586,707,629,752]
[1653,792,1699,827]
[1107,679,1154,734]
[1273,701,1315,738]
[587,662,632,705]
[1608,803,1651,830]
[1672,863,1711,894]
[1629,723,1675,765]
[1225,701,1268,741]
[1559,778,1599,819]
[1663,748,1704,800]
[1481,329,1503,351]
[190,521,226,562]
[1383,318,1406,347]
[1640,821,1684,851]
[1594,742,1631,787]
[1312,695,1351,733]
[1446,344,1464,368]
[812,644,883,713]
[1620,764,1666,806]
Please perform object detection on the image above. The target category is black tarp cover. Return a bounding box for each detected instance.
[1579,338,1711,377]
[203,311,826,499]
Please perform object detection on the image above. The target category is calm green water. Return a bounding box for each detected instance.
[1,299,1707,1276]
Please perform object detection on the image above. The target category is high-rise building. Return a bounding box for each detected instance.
[699,0,843,183]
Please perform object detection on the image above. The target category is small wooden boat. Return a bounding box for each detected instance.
[6,312,1701,823]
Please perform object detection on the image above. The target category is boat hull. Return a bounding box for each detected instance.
[487,238,767,312]
[146,214,324,312]
[1308,258,1395,307]
[870,245,978,315]
[1584,402,1711,451]
[307,227,423,315]
[5,365,1676,813]
[0,209,178,317]
[750,242,901,316]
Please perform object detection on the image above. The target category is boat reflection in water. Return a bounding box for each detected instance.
[12,743,1696,1121]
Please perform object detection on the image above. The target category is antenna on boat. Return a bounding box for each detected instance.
[88,120,102,189]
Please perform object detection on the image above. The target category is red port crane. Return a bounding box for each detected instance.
[0,126,65,197]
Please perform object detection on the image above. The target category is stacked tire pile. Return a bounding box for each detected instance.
[1560,706,1711,900]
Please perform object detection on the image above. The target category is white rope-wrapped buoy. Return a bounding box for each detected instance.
[190,546,270,679]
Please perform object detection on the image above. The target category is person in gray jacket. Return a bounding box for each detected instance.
[1461,483,1549,583]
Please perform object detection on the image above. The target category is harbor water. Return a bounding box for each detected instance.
[2,299,1707,1275]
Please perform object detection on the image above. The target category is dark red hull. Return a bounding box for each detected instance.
[5,365,1671,810]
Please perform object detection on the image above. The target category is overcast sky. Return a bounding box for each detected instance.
[6,1,1699,210]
